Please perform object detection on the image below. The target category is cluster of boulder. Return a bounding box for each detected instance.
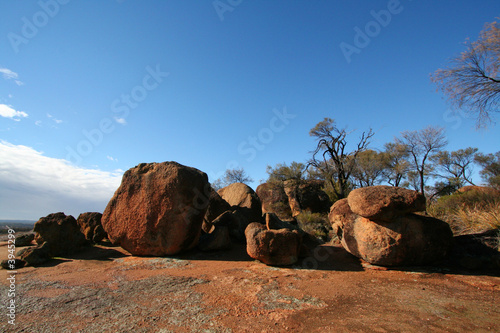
[329,186,453,266]
[101,162,263,256]
[4,161,498,271]
[2,212,107,269]
[99,161,319,266]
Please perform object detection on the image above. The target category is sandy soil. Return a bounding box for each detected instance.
[1,241,499,332]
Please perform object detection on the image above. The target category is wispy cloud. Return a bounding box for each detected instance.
[0,140,122,219]
[0,104,28,121]
[0,67,23,86]
[47,113,63,124]
[114,117,127,125]
[107,155,118,162]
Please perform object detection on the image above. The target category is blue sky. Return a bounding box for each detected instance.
[1,0,499,220]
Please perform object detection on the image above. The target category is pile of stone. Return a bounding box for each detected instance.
[329,186,453,266]
[101,162,264,256]
[16,212,90,267]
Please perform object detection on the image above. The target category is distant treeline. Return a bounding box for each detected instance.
[0,221,35,234]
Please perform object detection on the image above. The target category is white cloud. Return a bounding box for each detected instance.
[0,141,122,220]
[114,117,127,125]
[35,120,42,126]
[0,104,28,121]
[46,113,63,124]
[0,68,23,86]
[107,155,118,162]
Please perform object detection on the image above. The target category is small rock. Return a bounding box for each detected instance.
[20,242,52,266]
[198,225,232,252]
[14,233,35,247]
[77,212,107,243]
[245,222,302,266]
[1,259,26,270]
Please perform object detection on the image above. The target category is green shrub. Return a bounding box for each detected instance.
[296,211,331,241]
[269,201,293,220]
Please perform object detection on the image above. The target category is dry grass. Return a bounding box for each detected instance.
[428,188,500,236]
[447,202,500,235]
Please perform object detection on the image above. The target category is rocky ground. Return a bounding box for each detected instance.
[1,241,499,332]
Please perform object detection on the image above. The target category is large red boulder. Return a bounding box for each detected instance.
[102,162,210,256]
[339,214,453,266]
[347,185,426,222]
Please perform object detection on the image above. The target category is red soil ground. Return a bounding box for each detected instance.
[1,242,499,332]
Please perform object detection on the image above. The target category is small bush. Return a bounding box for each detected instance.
[296,211,331,241]
[269,201,293,220]
[428,188,500,235]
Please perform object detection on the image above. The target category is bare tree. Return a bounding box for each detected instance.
[431,19,500,127]
[431,147,478,187]
[396,126,448,196]
[212,167,253,190]
[308,118,374,199]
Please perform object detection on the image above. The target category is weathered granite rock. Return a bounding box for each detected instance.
[347,185,426,222]
[77,212,107,243]
[329,186,452,266]
[245,222,302,266]
[34,212,88,256]
[218,183,262,223]
[102,162,210,256]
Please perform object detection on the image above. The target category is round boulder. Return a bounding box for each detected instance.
[340,214,453,266]
[245,222,302,266]
[218,182,262,223]
[347,186,426,222]
[102,162,210,256]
